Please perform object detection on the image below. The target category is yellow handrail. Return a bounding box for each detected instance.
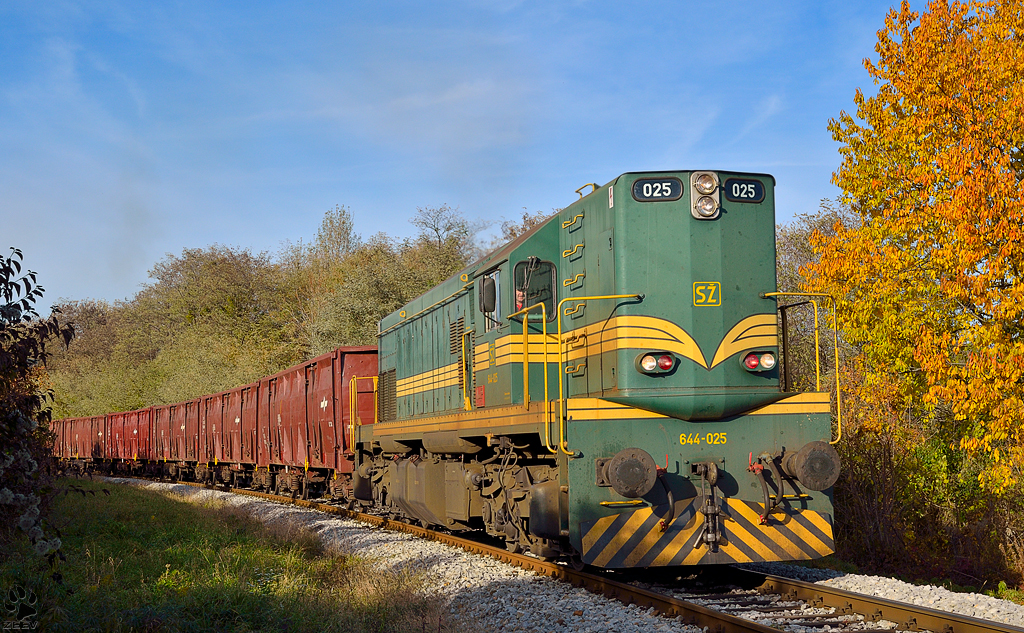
[556,293,643,456]
[563,272,586,287]
[762,292,842,445]
[562,242,584,258]
[349,376,378,452]
[575,183,598,198]
[507,302,556,453]
[561,213,584,229]
[462,331,473,411]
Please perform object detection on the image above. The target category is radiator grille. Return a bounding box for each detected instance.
[378,369,397,422]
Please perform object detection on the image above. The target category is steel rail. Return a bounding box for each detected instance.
[165,481,1024,633]
[752,572,1024,633]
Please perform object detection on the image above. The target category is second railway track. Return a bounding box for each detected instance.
[130,478,1022,633]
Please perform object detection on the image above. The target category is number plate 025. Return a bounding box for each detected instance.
[631,177,683,202]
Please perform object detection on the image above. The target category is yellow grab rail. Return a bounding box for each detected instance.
[762,291,842,445]
[507,302,556,453]
[348,375,378,452]
[556,293,644,456]
[563,272,586,287]
[562,242,584,258]
[561,213,584,229]
[462,331,473,411]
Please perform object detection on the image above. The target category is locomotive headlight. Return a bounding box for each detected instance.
[759,353,777,370]
[694,173,717,195]
[636,352,676,374]
[640,354,658,372]
[695,196,717,217]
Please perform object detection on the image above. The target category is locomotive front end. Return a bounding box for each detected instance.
[553,171,839,567]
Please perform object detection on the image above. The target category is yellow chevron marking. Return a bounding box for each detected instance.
[710,314,779,368]
[581,515,618,553]
[650,511,702,566]
[394,314,778,398]
[774,512,832,556]
[583,499,834,567]
[717,529,756,563]
[719,505,779,560]
[591,508,653,567]
[621,513,673,567]
[802,508,836,541]
[730,501,806,559]
[680,539,706,565]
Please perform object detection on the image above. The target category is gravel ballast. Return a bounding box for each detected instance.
[106,478,1024,631]
[739,561,1024,628]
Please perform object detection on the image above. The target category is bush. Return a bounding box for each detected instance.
[0,248,74,560]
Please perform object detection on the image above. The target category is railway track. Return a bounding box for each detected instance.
[148,479,1022,633]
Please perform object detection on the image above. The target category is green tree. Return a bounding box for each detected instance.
[0,248,74,557]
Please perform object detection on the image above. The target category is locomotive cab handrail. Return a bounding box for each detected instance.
[556,293,644,456]
[507,302,557,454]
[349,375,378,453]
[762,291,842,445]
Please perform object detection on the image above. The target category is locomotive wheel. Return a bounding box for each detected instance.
[569,554,586,572]
[505,539,523,554]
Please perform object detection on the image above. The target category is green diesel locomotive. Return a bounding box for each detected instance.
[353,169,841,568]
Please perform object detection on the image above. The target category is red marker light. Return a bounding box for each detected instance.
[744,353,760,370]
[657,354,674,370]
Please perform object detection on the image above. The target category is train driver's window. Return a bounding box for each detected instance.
[513,257,555,320]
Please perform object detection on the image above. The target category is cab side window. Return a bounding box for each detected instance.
[513,257,555,320]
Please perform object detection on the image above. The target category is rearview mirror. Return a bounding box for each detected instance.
[479,277,496,313]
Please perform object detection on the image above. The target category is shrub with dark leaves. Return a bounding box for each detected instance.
[0,248,74,558]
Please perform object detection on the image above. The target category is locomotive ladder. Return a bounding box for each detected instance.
[762,291,843,445]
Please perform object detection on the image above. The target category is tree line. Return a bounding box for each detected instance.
[44,206,551,418]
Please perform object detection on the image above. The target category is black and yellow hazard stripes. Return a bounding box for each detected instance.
[580,497,834,568]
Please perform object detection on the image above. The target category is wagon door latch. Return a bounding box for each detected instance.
[692,461,721,551]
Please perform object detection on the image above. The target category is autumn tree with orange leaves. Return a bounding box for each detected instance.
[809,0,1024,504]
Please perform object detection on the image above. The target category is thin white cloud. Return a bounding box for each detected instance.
[731,94,784,145]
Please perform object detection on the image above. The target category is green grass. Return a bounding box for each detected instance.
[1,479,445,632]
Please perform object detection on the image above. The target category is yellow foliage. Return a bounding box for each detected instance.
[809,0,1024,492]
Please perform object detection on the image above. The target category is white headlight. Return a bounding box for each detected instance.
[640,355,658,372]
[694,173,717,195]
[759,353,777,370]
[695,196,717,217]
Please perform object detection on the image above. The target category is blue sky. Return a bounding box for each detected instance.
[1,1,908,305]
